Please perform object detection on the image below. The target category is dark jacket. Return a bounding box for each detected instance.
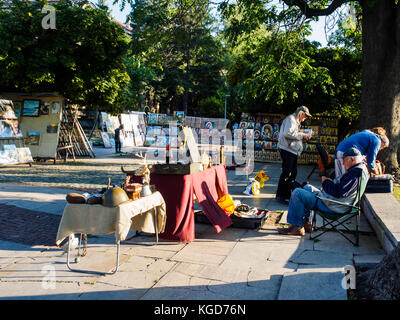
[319,162,369,213]
[114,128,121,142]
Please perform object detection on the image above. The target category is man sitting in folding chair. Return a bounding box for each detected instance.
[277,147,369,245]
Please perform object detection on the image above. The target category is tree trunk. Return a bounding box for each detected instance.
[357,244,400,300]
[357,1,400,297]
[359,0,400,175]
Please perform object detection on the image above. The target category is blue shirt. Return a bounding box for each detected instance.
[336,130,381,170]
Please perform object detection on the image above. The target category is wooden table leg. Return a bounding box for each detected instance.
[153,208,159,244]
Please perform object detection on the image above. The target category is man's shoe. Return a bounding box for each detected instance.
[277,225,305,236]
[303,223,312,233]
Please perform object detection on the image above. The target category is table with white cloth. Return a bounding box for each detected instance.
[56,191,166,275]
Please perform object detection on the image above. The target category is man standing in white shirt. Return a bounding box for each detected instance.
[275,106,312,203]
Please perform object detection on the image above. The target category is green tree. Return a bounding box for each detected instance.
[220,2,337,115]
[0,0,131,113]
[327,2,362,53]
[124,0,226,115]
[224,25,361,138]
[308,46,362,139]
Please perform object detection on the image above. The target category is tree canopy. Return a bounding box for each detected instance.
[0,0,130,113]
[222,0,398,173]
[0,0,364,128]
[124,0,226,115]
[219,0,361,131]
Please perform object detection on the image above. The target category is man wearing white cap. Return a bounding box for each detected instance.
[276,105,312,203]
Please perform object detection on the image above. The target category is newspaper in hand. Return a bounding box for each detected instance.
[300,129,313,138]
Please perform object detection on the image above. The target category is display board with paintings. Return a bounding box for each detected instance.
[238,113,339,164]
[2,96,96,162]
[145,125,168,147]
[145,112,229,148]
[147,113,174,126]
[239,113,284,162]
[100,112,120,133]
[145,113,175,147]
[0,100,33,165]
[184,116,229,130]
[17,97,64,161]
[298,115,339,164]
[120,112,146,147]
[100,112,119,148]
[100,112,146,148]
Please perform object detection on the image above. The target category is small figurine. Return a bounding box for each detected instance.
[134,152,152,196]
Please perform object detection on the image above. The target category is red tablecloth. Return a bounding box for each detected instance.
[127,164,232,242]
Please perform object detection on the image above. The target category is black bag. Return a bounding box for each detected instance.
[365,174,393,193]
[288,180,307,193]
[194,210,267,229]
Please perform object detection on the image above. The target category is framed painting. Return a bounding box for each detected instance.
[22,100,40,117]
[101,132,112,148]
[16,147,33,163]
[13,101,22,118]
[46,124,58,133]
[0,120,23,138]
[25,131,41,145]
[51,101,60,114]
[0,101,17,119]
[40,102,50,115]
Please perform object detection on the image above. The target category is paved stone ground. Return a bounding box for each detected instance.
[0,146,146,191]
[0,162,132,192]
[0,146,386,301]
[0,204,61,246]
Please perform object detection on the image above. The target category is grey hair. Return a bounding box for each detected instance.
[353,155,364,164]
[295,106,305,116]
[295,110,304,119]
[380,135,389,148]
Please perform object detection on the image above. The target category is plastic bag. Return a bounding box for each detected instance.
[253,170,270,188]
[217,194,236,215]
[243,180,260,196]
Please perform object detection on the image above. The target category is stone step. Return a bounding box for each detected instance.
[277,265,348,300]
[361,193,400,253]
[353,254,385,269]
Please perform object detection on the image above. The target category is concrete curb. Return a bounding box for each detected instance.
[361,193,400,253]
